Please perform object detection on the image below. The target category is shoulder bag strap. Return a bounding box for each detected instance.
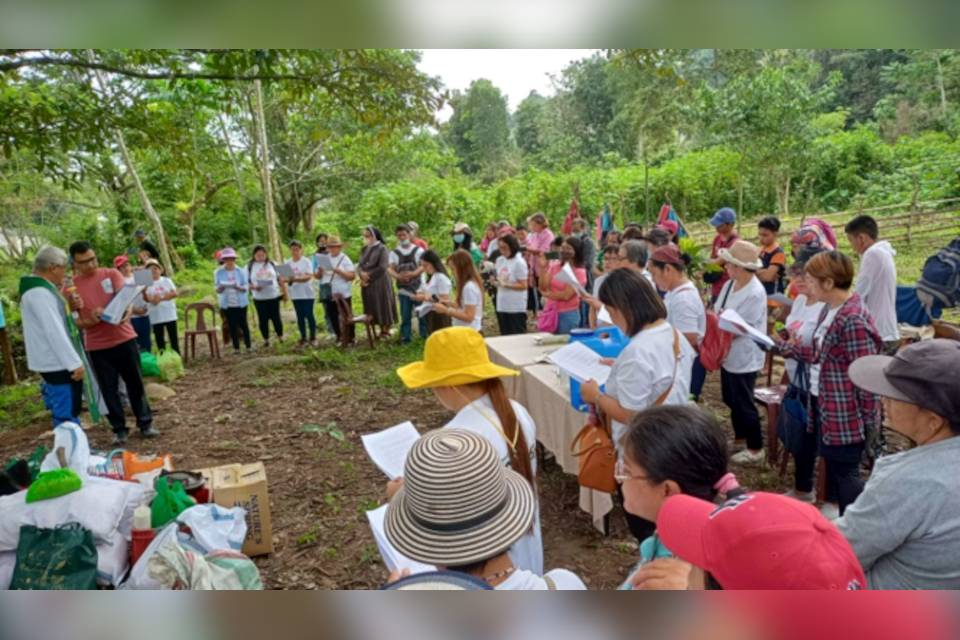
[543,574,557,590]
[654,328,682,406]
[719,280,734,311]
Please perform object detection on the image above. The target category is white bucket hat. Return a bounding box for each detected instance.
[718,240,763,271]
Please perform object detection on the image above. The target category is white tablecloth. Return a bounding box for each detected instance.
[486,333,614,533]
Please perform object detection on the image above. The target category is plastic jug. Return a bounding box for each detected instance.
[567,326,629,412]
[130,504,156,566]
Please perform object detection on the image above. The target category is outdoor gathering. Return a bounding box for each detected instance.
[1,48,960,592]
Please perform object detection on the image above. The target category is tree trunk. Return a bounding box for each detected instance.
[252,79,282,259]
[934,51,949,120]
[218,112,257,244]
[92,66,176,276]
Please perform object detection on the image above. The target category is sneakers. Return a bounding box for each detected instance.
[820,502,841,521]
[140,426,161,438]
[730,449,765,465]
[783,489,816,504]
[111,432,128,446]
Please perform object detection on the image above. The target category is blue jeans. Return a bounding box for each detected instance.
[293,298,317,341]
[41,380,82,426]
[131,315,152,352]
[690,355,707,401]
[579,301,591,328]
[556,309,581,335]
[398,294,427,343]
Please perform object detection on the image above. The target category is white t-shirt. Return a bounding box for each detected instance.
[855,241,899,342]
[286,257,315,300]
[664,281,706,343]
[126,274,148,312]
[496,568,586,591]
[422,273,452,299]
[783,294,827,385]
[592,272,609,297]
[495,255,529,314]
[444,395,542,575]
[249,261,280,301]
[811,305,841,396]
[453,280,484,332]
[715,277,768,374]
[606,322,696,450]
[145,276,177,325]
[329,253,354,299]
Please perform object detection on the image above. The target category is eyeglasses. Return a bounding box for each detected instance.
[614,459,650,485]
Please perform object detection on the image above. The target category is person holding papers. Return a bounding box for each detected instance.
[411,250,453,336]
[494,234,529,336]
[710,240,768,466]
[68,240,155,444]
[579,269,696,544]
[115,255,152,352]
[315,235,354,341]
[384,429,584,590]
[775,251,882,517]
[215,247,252,354]
[395,327,543,574]
[142,259,180,354]
[436,250,484,332]
[649,244,705,350]
[538,235,587,335]
[285,240,318,347]
[248,245,285,348]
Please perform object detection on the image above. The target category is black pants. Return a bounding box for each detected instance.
[293,298,317,341]
[497,312,527,336]
[721,369,763,450]
[253,297,283,341]
[87,339,152,435]
[131,315,152,352]
[224,306,252,350]
[322,298,343,338]
[152,320,180,354]
[690,355,707,401]
[795,396,865,514]
[425,311,452,336]
[618,485,656,544]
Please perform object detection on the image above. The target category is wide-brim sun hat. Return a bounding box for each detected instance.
[452,222,472,234]
[326,235,343,247]
[718,240,763,270]
[384,429,536,567]
[396,327,518,389]
[382,570,491,590]
[143,258,163,272]
[220,247,237,260]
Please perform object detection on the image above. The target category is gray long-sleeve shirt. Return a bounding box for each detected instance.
[837,436,960,589]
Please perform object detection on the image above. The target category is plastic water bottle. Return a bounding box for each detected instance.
[130,504,155,566]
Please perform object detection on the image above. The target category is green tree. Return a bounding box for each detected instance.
[444,79,514,181]
[514,91,547,157]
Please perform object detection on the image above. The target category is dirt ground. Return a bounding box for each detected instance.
[0,332,788,590]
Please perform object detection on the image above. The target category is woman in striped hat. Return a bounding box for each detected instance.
[385,429,585,590]
[395,326,542,574]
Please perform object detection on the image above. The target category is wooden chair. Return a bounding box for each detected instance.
[335,294,376,348]
[753,383,787,467]
[183,302,221,363]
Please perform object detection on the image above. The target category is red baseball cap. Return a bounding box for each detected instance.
[113,255,129,269]
[657,492,865,590]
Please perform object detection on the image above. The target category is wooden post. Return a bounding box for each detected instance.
[252,79,282,260]
[907,175,921,246]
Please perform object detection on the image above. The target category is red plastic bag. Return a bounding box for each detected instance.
[699,310,733,372]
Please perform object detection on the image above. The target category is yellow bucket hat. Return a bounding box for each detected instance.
[396,327,519,389]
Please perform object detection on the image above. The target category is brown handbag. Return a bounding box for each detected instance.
[570,327,681,494]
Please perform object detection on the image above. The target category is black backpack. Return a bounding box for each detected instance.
[917,237,960,312]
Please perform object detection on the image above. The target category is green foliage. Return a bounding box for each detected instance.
[0,382,45,432]
[444,79,515,182]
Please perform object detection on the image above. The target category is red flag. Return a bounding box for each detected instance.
[561,198,580,235]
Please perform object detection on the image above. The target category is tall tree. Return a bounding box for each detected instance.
[514,91,546,157]
[445,79,514,181]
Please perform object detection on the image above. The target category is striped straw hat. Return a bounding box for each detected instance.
[385,429,536,567]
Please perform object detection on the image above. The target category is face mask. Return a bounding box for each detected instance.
[399,239,412,248]
[453,233,465,244]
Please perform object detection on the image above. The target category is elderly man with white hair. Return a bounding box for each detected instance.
[19,245,99,426]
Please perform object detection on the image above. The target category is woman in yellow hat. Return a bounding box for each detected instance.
[394,326,543,575]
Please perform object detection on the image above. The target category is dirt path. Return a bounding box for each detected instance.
[0,339,782,590]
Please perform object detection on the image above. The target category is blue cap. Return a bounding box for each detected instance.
[709,208,736,227]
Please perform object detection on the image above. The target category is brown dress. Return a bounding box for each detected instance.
[359,242,397,327]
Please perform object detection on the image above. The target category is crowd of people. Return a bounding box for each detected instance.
[14,205,960,590]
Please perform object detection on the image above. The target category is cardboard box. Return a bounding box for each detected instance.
[195,462,273,557]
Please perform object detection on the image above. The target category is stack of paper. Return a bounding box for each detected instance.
[597,305,614,326]
[361,421,421,480]
[547,341,612,385]
[718,309,775,348]
[556,263,587,295]
[275,264,295,279]
[133,269,153,287]
[314,253,333,271]
[366,505,435,574]
[100,285,146,325]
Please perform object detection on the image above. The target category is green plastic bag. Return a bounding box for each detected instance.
[151,477,196,528]
[26,468,83,503]
[157,349,185,382]
[10,523,98,590]
[140,351,161,378]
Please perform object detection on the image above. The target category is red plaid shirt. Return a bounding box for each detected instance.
[780,293,882,447]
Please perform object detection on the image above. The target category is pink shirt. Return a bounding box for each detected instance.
[549,262,587,313]
[73,267,137,351]
[527,229,555,277]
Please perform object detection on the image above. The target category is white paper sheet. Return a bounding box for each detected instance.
[275,263,295,279]
[366,505,435,574]
[101,285,146,325]
[314,253,333,271]
[598,305,613,325]
[361,421,420,480]
[556,262,587,295]
[133,269,153,287]
[718,308,775,348]
[547,341,612,385]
